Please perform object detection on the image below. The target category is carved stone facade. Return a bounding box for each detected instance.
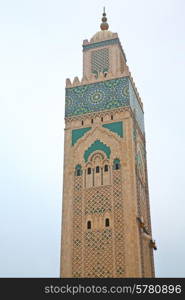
[60,12,155,278]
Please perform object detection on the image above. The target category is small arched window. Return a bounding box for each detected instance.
[81,120,84,126]
[115,163,120,170]
[105,218,110,227]
[77,169,81,176]
[87,220,91,229]
[111,115,113,120]
[104,165,108,172]
[113,159,121,170]
[87,167,91,175]
[101,117,103,122]
[75,164,82,176]
[96,166,100,173]
[91,119,93,124]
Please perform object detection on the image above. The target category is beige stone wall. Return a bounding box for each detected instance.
[60,106,154,278]
[60,128,73,277]
[134,122,155,277]
[122,116,141,277]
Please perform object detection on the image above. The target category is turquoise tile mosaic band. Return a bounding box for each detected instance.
[129,81,145,134]
[65,77,129,117]
[65,77,144,134]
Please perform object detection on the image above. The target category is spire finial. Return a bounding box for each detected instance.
[100,7,109,31]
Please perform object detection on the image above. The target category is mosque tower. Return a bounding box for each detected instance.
[60,9,156,278]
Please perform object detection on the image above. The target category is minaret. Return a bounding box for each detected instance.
[60,9,156,278]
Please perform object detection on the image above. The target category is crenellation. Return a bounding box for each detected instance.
[66,78,72,87]
[73,76,80,85]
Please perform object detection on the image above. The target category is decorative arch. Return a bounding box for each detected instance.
[90,152,105,163]
[84,140,111,162]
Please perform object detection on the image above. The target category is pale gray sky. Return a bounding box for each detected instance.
[0,0,185,277]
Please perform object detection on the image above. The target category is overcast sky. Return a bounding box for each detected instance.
[0,0,185,277]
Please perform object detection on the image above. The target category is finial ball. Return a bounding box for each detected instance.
[100,8,109,31]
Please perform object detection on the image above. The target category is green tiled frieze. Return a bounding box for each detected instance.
[65,76,145,135]
[72,127,91,146]
[103,121,123,137]
[65,77,129,117]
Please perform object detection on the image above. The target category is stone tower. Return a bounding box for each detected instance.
[60,10,156,278]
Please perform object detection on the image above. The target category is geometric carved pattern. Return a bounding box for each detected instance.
[72,176,83,277]
[91,48,109,77]
[84,229,113,277]
[83,38,127,63]
[72,161,128,277]
[112,169,125,277]
[84,185,112,215]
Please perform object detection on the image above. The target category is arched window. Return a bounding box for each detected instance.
[115,163,120,170]
[113,158,121,170]
[75,164,82,176]
[81,120,84,126]
[91,119,93,124]
[111,115,113,120]
[96,166,100,173]
[104,165,108,172]
[105,218,110,227]
[101,117,103,122]
[87,167,91,175]
[87,220,91,229]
